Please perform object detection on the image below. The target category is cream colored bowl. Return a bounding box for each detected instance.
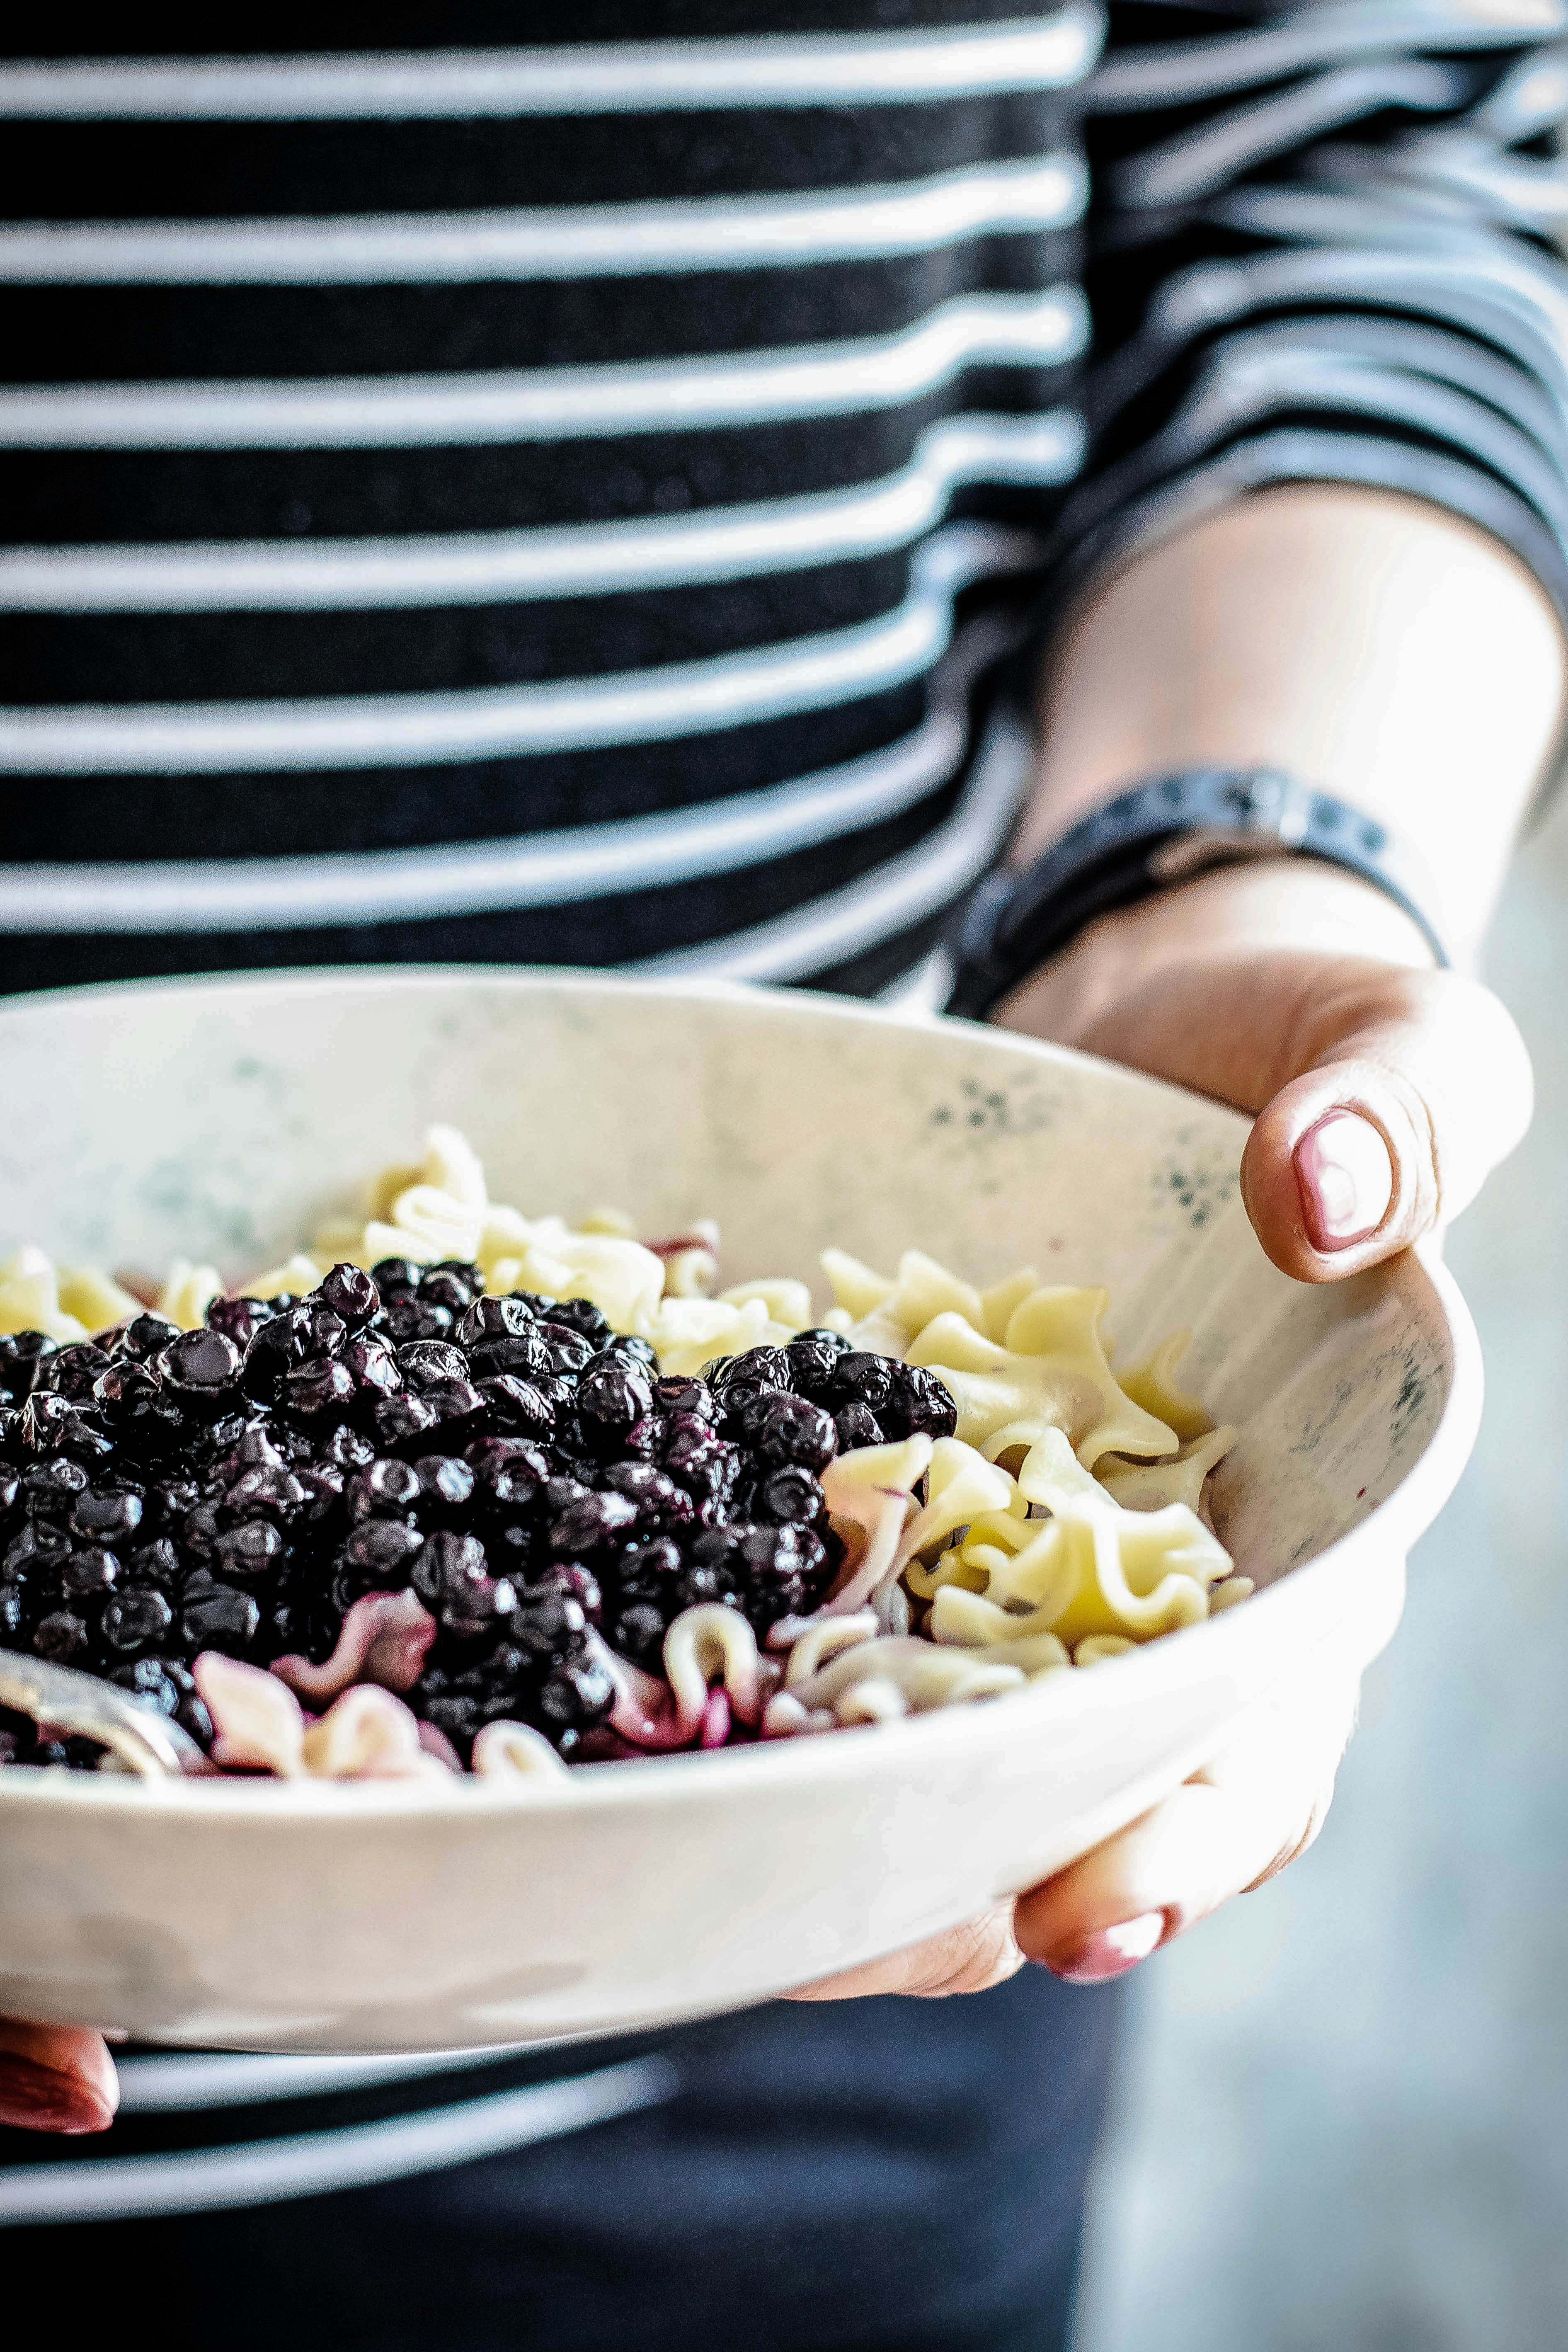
[0,970,1477,2052]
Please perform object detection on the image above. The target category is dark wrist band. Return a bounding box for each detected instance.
[945,766,1450,1022]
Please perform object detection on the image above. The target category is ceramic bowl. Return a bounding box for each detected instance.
[0,970,1479,2052]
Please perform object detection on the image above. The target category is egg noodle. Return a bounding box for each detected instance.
[0,1128,1249,1782]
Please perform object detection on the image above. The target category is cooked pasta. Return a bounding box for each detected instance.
[0,1126,1247,1783]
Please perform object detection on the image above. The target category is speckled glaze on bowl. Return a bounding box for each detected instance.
[0,970,1479,2052]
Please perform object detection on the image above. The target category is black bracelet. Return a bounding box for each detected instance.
[945,766,1450,1022]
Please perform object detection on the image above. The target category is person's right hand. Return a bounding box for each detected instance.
[0,2020,118,2133]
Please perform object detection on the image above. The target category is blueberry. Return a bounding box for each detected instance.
[395,1340,468,1393]
[507,1571,589,1664]
[539,1322,594,1377]
[340,1518,424,1582]
[111,1656,193,1731]
[370,1258,422,1301]
[20,1394,112,1464]
[829,1352,896,1417]
[676,1562,742,1612]
[617,1537,684,1600]
[738,1523,805,1580]
[347,1457,422,1519]
[157,1329,244,1415]
[834,1401,885,1453]
[36,1343,113,1403]
[740,1392,837,1473]
[181,1583,262,1654]
[113,1314,181,1365]
[223,1460,308,1520]
[126,1538,181,1589]
[205,1297,275,1352]
[417,1263,483,1314]
[21,1457,89,1515]
[784,1329,852,1397]
[548,1489,640,1556]
[659,1418,739,1505]
[60,1546,120,1600]
[7,1522,68,1576]
[213,1520,285,1579]
[342,1335,401,1401]
[102,1586,175,1654]
[601,1463,688,1528]
[465,1437,551,1512]
[315,1423,376,1474]
[507,1292,559,1319]
[467,1326,552,1383]
[229,1427,285,1470]
[711,1347,795,1417]
[413,1377,486,1441]
[320,1263,380,1329]
[652,1373,717,1423]
[34,1608,92,1663]
[575,1358,655,1455]
[456,1296,537,1348]
[543,1298,613,1349]
[71,1488,143,1546]
[240,1306,315,1399]
[379,1297,455,1345]
[557,1563,602,1625]
[611,1601,667,1665]
[755,1465,826,1526]
[412,1454,476,1515]
[0,1331,58,1407]
[373,1394,441,1450]
[537,1659,616,1752]
[473,1375,555,1440]
[281,1356,358,1422]
[603,1334,658,1370]
[412,1531,509,1637]
[892,1363,959,1441]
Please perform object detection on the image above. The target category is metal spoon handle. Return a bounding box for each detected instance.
[0,1648,208,1780]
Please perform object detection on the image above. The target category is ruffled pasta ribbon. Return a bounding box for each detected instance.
[193,1652,569,1785]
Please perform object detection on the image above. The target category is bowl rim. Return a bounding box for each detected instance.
[0,965,1483,1823]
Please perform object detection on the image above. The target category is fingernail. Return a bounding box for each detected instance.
[0,2056,114,2136]
[1047,1910,1166,1984]
[1294,1112,1394,1250]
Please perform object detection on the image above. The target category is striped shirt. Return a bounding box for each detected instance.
[2,0,1566,2217]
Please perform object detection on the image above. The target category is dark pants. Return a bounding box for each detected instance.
[6,1969,1121,2352]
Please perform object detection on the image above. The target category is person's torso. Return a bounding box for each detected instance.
[0,2,1101,1006]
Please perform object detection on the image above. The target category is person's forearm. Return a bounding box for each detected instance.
[1015,483,1568,975]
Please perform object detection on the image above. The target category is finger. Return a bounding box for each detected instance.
[0,2020,119,2134]
[1238,963,1532,1280]
[1015,1670,1360,1982]
[1077,952,1532,1282]
[785,1906,1023,2001]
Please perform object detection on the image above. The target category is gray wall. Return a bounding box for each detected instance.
[1077,805,1568,2352]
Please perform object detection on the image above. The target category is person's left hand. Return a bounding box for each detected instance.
[790,1637,1364,1998]
[790,860,1529,2000]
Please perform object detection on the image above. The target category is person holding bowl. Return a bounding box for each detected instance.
[0,5,1563,2347]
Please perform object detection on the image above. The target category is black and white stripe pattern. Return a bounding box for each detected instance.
[5,3,1559,1004]
[0,2040,677,2225]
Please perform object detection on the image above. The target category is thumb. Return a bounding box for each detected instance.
[1076,952,1532,1283]
[1236,959,1532,1281]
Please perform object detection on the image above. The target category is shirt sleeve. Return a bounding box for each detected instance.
[1056,0,1568,627]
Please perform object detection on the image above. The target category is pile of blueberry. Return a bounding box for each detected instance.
[0,1259,955,1770]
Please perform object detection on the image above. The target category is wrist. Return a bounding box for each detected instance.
[993,857,1437,1050]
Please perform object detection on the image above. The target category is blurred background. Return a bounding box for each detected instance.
[1076,800,1568,2351]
